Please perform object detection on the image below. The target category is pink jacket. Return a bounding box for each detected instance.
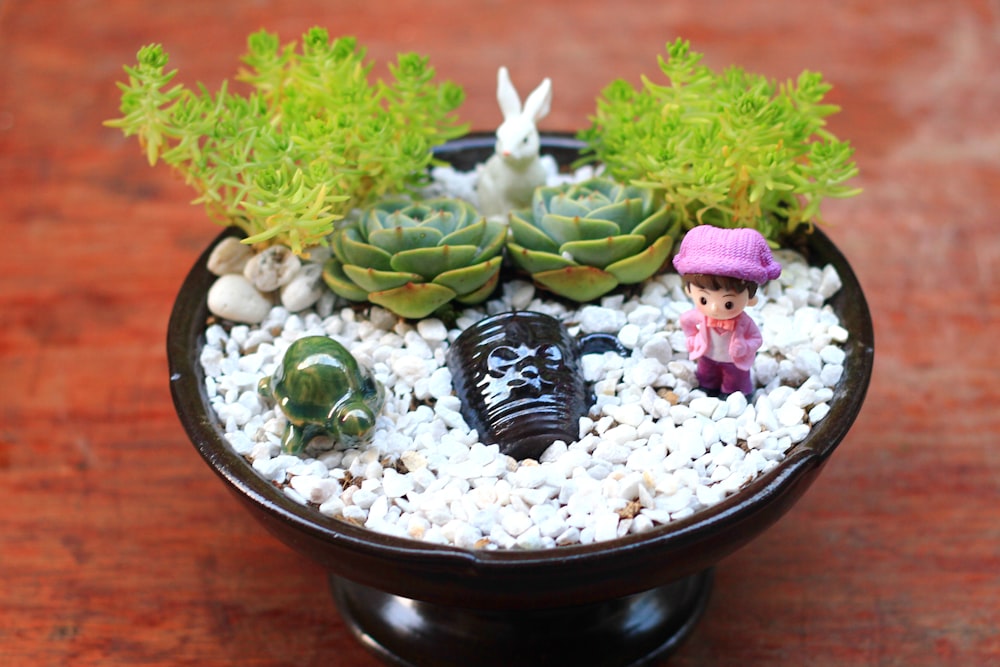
[679,310,762,371]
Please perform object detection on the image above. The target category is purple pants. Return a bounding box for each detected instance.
[696,357,753,397]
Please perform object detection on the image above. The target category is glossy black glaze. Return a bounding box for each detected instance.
[330,570,713,667]
[168,133,874,666]
[446,310,625,461]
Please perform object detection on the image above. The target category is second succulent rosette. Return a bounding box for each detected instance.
[507,177,679,301]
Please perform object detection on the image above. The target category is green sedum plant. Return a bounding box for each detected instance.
[106,27,467,254]
[577,39,860,244]
[507,177,679,302]
[323,198,506,319]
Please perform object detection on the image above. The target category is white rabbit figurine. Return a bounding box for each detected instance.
[476,66,553,220]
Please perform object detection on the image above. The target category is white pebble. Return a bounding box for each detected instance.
[641,336,674,364]
[605,402,646,428]
[252,454,300,483]
[617,324,641,348]
[578,305,626,334]
[809,402,831,423]
[817,264,843,298]
[417,318,449,342]
[593,512,621,542]
[289,475,340,504]
[511,464,548,489]
[821,364,844,386]
[426,367,454,400]
[627,304,662,326]
[515,526,545,549]
[382,469,415,498]
[828,324,849,343]
[501,510,533,537]
[755,395,780,432]
[506,280,536,310]
[207,275,273,324]
[820,345,846,365]
[626,357,664,387]
[244,245,301,292]
[280,263,325,312]
[351,488,379,510]
[777,402,806,428]
[690,396,721,418]
[207,236,253,276]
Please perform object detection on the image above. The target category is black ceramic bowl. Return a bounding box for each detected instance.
[168,135,875,667]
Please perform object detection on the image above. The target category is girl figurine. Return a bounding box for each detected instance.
[672,226,782,397]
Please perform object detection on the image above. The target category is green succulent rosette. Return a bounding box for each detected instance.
[323,198,505,319]
[507,177,680,301]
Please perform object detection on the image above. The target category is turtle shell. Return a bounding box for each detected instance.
[260,335,385,452]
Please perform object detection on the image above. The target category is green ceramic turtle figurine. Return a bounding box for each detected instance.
[258,335,385,454]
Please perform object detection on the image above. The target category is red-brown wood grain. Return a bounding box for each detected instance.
[2,1,998,665]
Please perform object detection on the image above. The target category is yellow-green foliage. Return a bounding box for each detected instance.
[578,39,860,244]
[107,27,468,254]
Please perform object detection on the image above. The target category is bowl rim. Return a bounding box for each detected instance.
[168,133,874,575]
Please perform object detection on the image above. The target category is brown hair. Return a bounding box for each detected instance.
[682,273,759,298]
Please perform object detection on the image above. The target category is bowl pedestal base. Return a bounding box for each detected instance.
[329,569,713,667]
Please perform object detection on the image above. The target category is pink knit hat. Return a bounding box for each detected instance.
[672,226,782,284]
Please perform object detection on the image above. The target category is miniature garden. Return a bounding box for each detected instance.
[108,28,861,550]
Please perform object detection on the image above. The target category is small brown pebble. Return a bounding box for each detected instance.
[657,388,680,405]
[618,499,643,520]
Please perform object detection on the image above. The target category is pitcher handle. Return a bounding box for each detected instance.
[578,332,628,358]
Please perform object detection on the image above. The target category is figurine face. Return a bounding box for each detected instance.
[685,284,757,320]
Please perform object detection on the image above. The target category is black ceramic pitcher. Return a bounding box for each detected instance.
[446,311,625,461]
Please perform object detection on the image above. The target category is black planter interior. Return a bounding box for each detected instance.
[168,134,875,667]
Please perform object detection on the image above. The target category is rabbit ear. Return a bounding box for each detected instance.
[522,78,552,123]
[496,66,522,120]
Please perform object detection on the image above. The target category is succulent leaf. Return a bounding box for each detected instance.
[322,258,371,301]
[342,264,423,292]
[561,234,647,269]
[541,214,621,245]
[368,282,456,319]
[368,225,445,254]
[453,268,502,304]
[510,212,560,254]
[605,232,675,284]
[388,203,461,236]
[584,200,634,229]
[432,256,502,295]
[532,186,562,220]
[533,266,619,303]
[576,177,620,200]
[546,193,592,219]
[367,200,411,229]
[390,245,479,279]
[429,198,476,228]
[470,220,508,262]
[334,227,393,270]
[507,241,577,274]
[630,206,677,244]
[440,217,488,247]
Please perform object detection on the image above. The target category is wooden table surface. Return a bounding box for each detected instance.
[3,1,998,665]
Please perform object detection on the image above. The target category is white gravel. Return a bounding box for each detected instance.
[200,249,847,550]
